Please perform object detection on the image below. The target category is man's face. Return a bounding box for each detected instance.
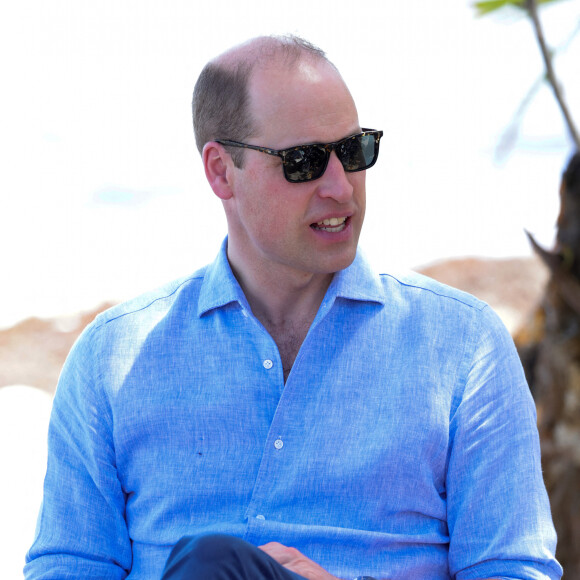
[225,58,366,281]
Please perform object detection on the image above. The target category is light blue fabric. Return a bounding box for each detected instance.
[25,240,562,579]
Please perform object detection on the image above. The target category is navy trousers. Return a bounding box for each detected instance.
[161,534,308,580]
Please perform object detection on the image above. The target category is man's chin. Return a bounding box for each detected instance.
[314,247,358,276]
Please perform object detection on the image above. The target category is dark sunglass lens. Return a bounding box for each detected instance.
[360,134,378,166]
[338,135,364,171]
[338,134,377,171]
[283,146,328,182]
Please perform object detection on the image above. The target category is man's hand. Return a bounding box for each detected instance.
[258,542,342,580]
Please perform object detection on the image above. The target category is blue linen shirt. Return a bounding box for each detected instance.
[26,240,561,579]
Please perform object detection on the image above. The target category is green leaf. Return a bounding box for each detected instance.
[473,0,568,17]
[536,0,573,5]
[474,0,525,17]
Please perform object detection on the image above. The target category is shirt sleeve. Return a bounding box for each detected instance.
[447,306,562,580]
[24,323,132,579]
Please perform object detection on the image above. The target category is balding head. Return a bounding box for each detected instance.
[192,35,335,166]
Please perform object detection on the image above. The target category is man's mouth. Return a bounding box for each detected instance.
[311,217,348,233]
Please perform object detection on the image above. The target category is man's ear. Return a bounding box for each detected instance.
[203,142,235,200]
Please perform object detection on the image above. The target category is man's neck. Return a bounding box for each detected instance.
[229,255,333,383]
[228,254,333,329]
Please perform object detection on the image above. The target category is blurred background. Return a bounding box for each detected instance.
[1,0,579,576]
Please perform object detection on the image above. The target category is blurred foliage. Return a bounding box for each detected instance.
[474,0,567,16]
[474,0,580,155]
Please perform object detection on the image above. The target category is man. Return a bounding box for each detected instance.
[25,35,561,579]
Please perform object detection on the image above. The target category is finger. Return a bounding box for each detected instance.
[258,542,296,564]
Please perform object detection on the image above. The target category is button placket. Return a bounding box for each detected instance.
[243,351,295,533]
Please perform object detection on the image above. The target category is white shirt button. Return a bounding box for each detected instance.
[274,439,284,450]
[263,359,273,370]
[256,514,265,520]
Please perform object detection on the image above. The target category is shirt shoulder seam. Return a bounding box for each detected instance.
[92,273,205,330]
[379,272,489,312]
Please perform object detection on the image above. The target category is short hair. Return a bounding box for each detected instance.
[191,35,330,167]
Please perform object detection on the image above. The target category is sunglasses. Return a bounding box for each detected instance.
[216,128,383,183]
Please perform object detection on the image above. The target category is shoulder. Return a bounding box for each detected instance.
[67,267,211,361]
[378,269,488,313]
[375,269,514,351]
[93,267,208,331]
[341,253,503,336]
[56,266,210,394]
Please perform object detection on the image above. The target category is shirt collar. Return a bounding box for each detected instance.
[328,247,386,305]
[197,238,385,318]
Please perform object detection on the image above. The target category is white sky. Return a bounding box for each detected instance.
[1,0,579,327]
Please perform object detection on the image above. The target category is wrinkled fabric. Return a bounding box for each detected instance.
[26,240,561,579]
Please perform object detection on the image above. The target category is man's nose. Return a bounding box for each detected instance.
[316,152,354,202]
